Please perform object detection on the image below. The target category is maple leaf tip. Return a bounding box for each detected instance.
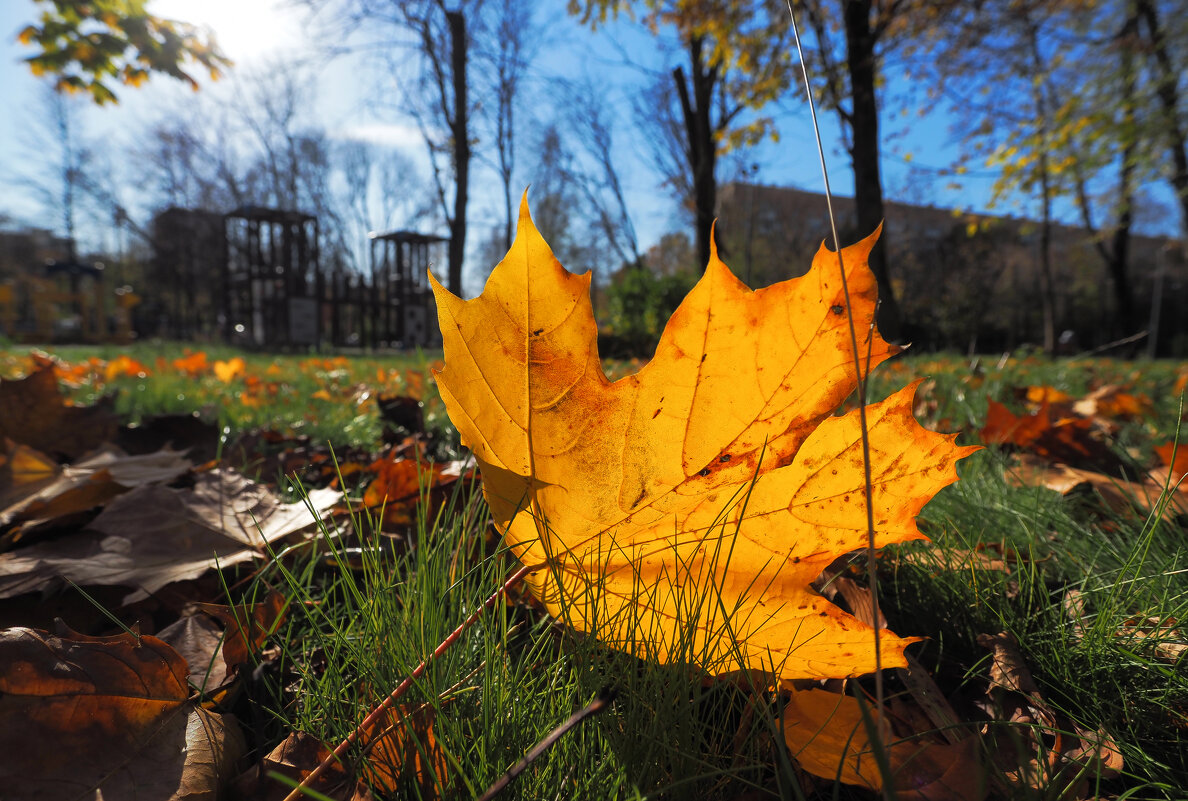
[517,190,533,225]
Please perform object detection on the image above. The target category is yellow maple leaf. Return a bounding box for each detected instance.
[430,198,976,679]
[213,356,245,383]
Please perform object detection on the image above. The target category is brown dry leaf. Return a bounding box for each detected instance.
[1116,616,1186,662]
[1007,453,1188,519]
[977,631,1123,793]
[0,624,246,800]
[191,589,289,674]
[0,468,340,601]
[231,732,373,801]
[0,361,117,460]
[158,611,231,692]
[782,687,986,799]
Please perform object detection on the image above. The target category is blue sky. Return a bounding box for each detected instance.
[2,0,1147,290]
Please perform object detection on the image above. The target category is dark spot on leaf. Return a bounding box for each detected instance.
[532,327,544,336]
[652,408,662,419]
[700,353,707,363]
[830,305,844,316]
[719,454,731,462]
[698,468,710,477]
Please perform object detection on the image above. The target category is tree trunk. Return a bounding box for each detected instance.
[1137,0,1188,238]
[1026,20,1057,354]
[447,9,468,297]
[673,35,718,272]
[842,0,901,342]
[1110,7,1139,337]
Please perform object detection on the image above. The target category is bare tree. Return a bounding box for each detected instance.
[21,84,94,259]
[564,82,644,270]
[475,0,540,252]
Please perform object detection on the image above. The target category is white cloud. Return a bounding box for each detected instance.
[332,122,426,151]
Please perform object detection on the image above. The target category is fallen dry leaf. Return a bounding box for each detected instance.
[431,198,976,679]
[173,350,210,376]
[232,705,446,801]
[0,624,245,800]
[191,589,289,674]
[782,686,986,799]
[1072,384,1152,422]
[158,611,231,692]
[0,361,117,460]
[1,444,194,535]
[981,398,1127,474]
[1154,442,1188,483]
[0,439,60,509]
[0,468,340,601]
[977,631,1123,793]
[363,455,447,527]
[104,353,151,381]
[1115,616,1186,662]
[1007,453,1188,519]
[158,590,289,693]
[231,732,371,801]
[893,544,1015,575]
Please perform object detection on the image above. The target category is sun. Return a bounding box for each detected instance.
[153,0,304,64]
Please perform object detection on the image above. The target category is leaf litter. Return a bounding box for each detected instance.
[0,219,1183,798]
[0,351,465,800]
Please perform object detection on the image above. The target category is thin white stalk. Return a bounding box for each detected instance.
[783,0,887,790]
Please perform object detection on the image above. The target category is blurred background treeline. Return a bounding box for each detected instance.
[1,0,1186,358]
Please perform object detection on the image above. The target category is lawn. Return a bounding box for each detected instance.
[0,342,1185,800]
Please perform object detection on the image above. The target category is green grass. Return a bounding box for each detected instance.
[4,343,1187,798]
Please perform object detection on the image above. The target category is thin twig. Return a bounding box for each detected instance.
[476,687,617,801]
[281,563,535,801]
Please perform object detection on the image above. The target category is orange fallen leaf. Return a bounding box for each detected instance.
[431,197,976,679]
[1022,385,1071,405]
[782,687,986,799]
[1154,442,1188,482]
[173,349,210,376]
[981,399,1122,473]
[1072,384,1152,421]
[0,439,59,509]
[104,353,151,381]
[359,705,448,796]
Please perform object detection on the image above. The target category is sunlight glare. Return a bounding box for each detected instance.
[154,0,305,64]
